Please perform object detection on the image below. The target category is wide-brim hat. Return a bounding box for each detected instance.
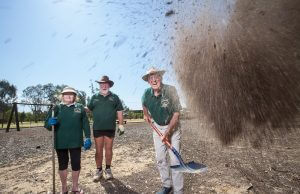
[61,86,77,95]
[142,67,166,81]
[95,75,114,87]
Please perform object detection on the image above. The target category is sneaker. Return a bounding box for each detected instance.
[93,169,103,182]
[104,168,113,180]
[156,187,172,194]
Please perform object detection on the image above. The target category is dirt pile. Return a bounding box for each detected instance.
[174,0,300,145]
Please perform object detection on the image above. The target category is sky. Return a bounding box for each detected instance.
[0,0,189,110]
[0,0,234,110]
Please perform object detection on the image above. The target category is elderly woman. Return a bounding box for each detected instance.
[45,86,91,194]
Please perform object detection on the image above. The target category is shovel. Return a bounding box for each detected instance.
[149,122,207,173]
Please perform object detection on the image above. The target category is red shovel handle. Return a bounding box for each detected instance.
[149,122,172,148]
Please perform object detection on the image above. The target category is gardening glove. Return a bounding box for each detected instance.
[117,125,125,136]
[83,138,92,150]
[48,117,58,126]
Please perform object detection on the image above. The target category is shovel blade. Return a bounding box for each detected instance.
[171,161,207,173]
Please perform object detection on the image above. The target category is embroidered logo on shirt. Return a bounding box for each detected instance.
[74,108,81,113]
[108,96,114,101]
[161,98,169,108]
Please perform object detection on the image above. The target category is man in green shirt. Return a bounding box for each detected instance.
[142,67,183,194]
[87,75,124,181]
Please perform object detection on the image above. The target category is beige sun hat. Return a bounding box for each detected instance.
[142,67,166,81]
[95,75,114,87]
[61,86,77,95]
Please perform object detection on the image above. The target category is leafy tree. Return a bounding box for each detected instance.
[20,111,26,123]
[22,84,46,122]
[0,80,17,107]
[89,79,97,95]
[77,90,87,106]
[42,83,59,104]
[0,80,17,126]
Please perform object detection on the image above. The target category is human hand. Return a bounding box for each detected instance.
[83,138,92,150]
[162,130,172,145]
[48,117,58,126]
[117,125,125,136]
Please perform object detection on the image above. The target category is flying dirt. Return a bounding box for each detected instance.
[174,0,300,145]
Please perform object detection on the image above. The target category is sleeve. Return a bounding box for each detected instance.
[87,95,94,111]
[82,106,91,138]
[171,87,182,112]
[44,105,58,131]
[141,89,147,107]
[116,95,124,111]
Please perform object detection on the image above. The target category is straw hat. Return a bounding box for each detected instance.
[61,86,77,95]
[95,75,114,87]
[142,67,166,81]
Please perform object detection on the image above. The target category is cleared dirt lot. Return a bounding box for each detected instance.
[0,121,299,193]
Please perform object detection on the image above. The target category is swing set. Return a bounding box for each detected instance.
[5,102,52,132]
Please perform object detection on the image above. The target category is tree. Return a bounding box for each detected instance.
[42,83,59,104]
[0,80,17,127]
[77,90,87,106]
[121,99,129,117]
[89,79,96,95]
[22,84,46,122]
[0,80,17,105]
[20,111,26,123]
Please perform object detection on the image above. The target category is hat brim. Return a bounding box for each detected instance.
[142,70,165,81]
[61,90,77,95]
[95,80,114,87]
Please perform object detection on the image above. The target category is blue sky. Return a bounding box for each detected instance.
[0,0,234,109]
[0,0,185,109]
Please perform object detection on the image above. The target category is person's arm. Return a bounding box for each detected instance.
[82,107,91,138]
[142,105,152,124]
[162,112,180,143]
[117,111,123,124]
[44,105,58,131]
[162,86,182,143]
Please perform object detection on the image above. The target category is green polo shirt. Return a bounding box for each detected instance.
[44,103,91,149]
[142,84,182,125]
[88,92,123,131]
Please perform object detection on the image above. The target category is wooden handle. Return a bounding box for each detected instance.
[51,109,55,194]
[149,122,172,148]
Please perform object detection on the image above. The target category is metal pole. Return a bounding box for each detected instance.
[1,110,4,129]
[51,107,55,194]
[6,103,15,132]
[15,103,20,131]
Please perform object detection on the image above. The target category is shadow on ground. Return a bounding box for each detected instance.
[99,178,139,194]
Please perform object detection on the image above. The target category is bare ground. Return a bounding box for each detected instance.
[0,121,299,194]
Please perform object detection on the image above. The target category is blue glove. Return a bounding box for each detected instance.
[83,138,92,150]
[48,117,58,126]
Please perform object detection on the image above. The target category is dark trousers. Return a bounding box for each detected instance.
[56,148,81,171]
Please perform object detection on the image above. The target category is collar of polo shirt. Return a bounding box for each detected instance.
[60,102,76,107]
[99,91,111,97]
[150,84,165,97]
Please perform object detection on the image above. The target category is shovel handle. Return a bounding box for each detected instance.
[149,122,172,148]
